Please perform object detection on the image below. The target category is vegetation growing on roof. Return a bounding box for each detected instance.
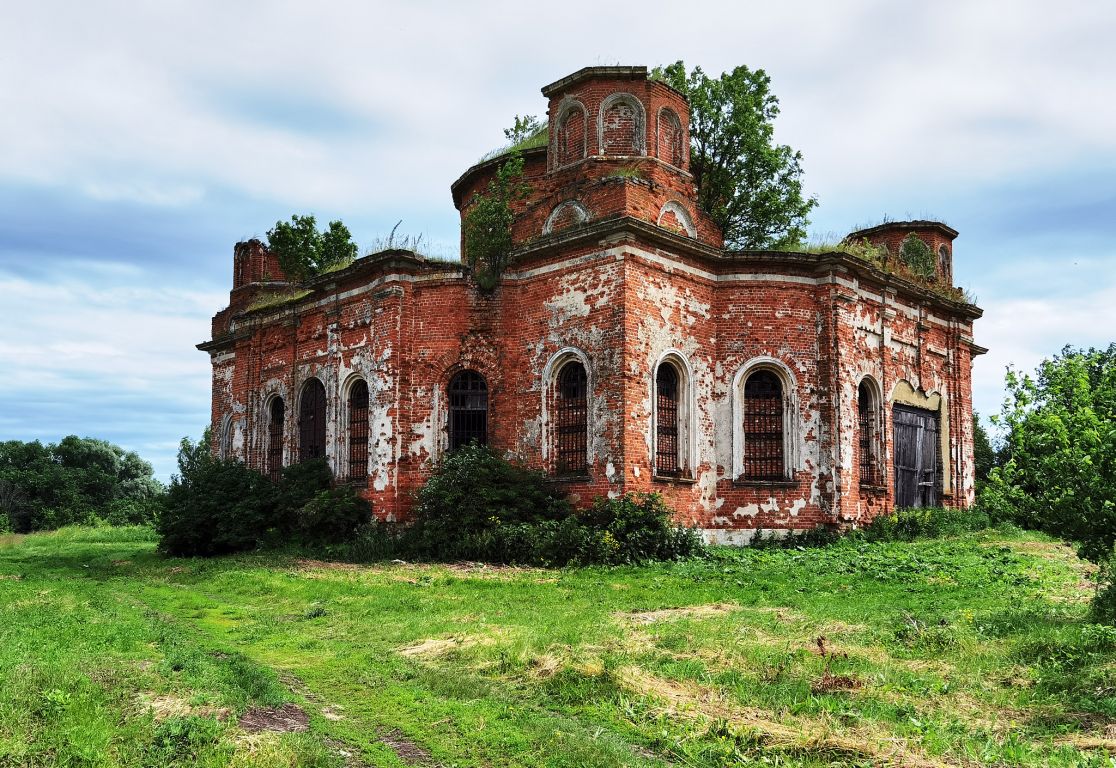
[652,61,817,249]
[265,214,357,282]
[477,114,548,164]
[462,147,529,292]
[245,289,312,313]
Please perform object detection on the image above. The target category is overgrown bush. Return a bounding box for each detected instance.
[1093,559,1116,625]
[157,435,372,556]
[402,445,701,565]
[860,506,990,542]
[580,493,703,564]
[404,443,571,560]
[158,439,276,557]
[295,487,372,547]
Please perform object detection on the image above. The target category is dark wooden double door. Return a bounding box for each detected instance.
[893,405,940,508]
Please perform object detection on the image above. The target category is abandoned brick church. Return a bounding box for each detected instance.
[199,66,985,542]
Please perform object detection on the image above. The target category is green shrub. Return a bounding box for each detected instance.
[157,435,372,557]
[405,443,571,559]
[146,715,224,764]
[274,458,334,533]
[158,449,276,557]
[579,493,703,564]
[404,447,701,565]
[1092,559,1116,626]
[860,506,990,542]
[295,486,372,546]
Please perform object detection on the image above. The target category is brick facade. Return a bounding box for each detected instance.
[200,66,985,540]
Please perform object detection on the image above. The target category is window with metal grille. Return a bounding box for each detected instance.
[348,379,369,481]
[267,398,284,482]
[449,370,487,451]
[743,370,785,480]
[556,361,587,474]
[858,381,882,485]
[299,378,327,462]
[655,364,680,476]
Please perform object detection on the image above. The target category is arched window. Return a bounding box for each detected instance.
[599,94,646,156]
[858,379,882,486]
[938,245,952,283]
[267,397,284,481]
[448,370,487,451]
[218,414,233,460]
[657,108,683,167]
[655,364,681,476]
[556,361,588,474]
[743,370,785,480]
[348,379,369,481]
[555,103,587,166]
[299,378,327,462]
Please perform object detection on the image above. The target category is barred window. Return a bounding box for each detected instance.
[655,364,680,476]
[348,379,369,481]
[449,370,487,451]
[858,380,882,485]
[556,361,588,474]
[267,398,284,482]
[299,378,327,462]
[743,370,785,480]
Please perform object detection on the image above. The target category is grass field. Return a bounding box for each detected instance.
[1,525,1114,767]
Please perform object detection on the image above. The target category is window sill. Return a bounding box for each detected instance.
[732,479,797,488]
[859,483,888,494]
[549,473,591,484]
[653,474,696,486]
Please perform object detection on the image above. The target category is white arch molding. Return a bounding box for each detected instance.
[543,200,590,235]
[597,92,647,156]
[540,347,593,464]
[731,357,800,480]
[656,200,696,238]
[651,349,697,477]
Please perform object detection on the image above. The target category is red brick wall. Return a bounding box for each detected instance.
[203,68,980,539]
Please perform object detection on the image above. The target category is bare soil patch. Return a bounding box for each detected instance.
[618,603,739,625]
[238,702,309,733]
[381,728,438,765]
[135,692,229,721]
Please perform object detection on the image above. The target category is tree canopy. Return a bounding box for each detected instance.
[266,214,358,282]
[981,345,1116,564]
[652,61,817,249]
[0,436,162,532]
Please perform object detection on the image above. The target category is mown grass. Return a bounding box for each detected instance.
[1,525,1113,766]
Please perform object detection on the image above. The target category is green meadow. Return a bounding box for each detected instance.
[1,525,1113,767]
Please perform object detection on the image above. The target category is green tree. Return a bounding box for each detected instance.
[266,214,357,282]
[462,153,529,292]
[0,437,162,532]
[972,412,996,493]
[652,61,817,249]
[981,344,1116,565]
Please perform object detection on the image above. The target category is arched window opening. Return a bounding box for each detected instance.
[299,378,327,462]
[556,106,586,166]
[600,95,645,156]
[658,108,683,167]
[655,364,681,476]
[267,398,285,482]
[218,415,233,460]
[449,370,488,451]
[858,381,882,486]
[348,379,369,481]
[556,362,588,474]
[743,370,785,480]
[938,245,952,283]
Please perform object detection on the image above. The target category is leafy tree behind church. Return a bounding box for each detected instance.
[980,344,1116,621]
[652,61,817,249]
[0,436,163,532]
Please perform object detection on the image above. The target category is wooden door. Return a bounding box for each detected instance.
[893,405,940,508]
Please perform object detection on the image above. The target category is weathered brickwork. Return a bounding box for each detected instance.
[200,66,985,539]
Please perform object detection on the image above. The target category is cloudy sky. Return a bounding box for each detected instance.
[2,1,1114,479]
